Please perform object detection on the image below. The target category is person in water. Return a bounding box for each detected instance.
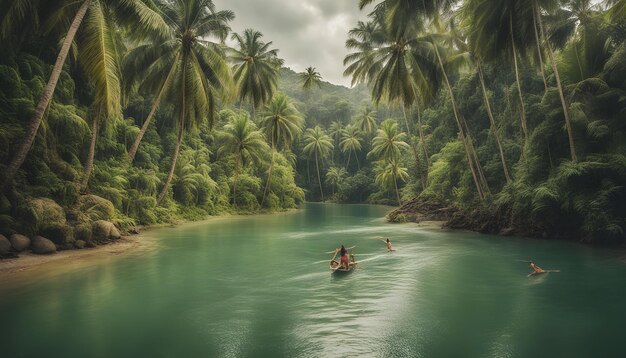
[339,245,349,269]
[385,238,393,252]
[530,261,545,274]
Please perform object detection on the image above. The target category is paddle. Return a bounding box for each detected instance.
[325,245,356,254]
[527,269,560,277]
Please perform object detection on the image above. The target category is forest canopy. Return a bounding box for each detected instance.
[0,0,625,246]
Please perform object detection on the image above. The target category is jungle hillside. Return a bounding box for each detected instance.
[0,0,625,253]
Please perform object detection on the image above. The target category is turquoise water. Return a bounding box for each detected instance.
[2,203,626,357]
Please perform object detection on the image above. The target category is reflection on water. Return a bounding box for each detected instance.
[1,203,626,357]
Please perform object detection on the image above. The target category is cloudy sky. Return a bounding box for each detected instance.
[212,0,372,88]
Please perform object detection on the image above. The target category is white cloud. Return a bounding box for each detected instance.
[212,0,371,87]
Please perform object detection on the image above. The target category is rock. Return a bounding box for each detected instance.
[75,240,86,249]
[31,236,56,254]
[0,234,11,254]
[75,195,115,222]
[39,224,74,245]
[74,223,92,242]
[92,220,121,243]
[27,198,66,228]
[9,234,30,251]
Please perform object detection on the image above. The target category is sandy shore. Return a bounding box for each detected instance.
[0,236,144,275]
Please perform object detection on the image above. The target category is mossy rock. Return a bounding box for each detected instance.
[75,195,115,223]
[92,220,121,243]
[10,234,30,252]
[0,234,11,254]
[27,198,66,228]
[39,223,74,245]
[74,223,93,243]
[31,236,56,255]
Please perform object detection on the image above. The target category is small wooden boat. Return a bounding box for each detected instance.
[329,250,357,274]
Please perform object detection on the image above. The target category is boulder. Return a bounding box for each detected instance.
[75,195,115,223]
[27,198,66,228]
[0,234,11,254]
[74,223,92,243]
[92,220,121,243]
[10,234,30,251]
[31,236,56,254]
[74,240,86,249]
[39,224,74,245]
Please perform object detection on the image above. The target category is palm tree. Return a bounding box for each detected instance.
[151,0,234,205]
[374,158,409,205]
[300,66,322,90]
[258,93,304,205]
[230,29,283,117]
[325,167,347,197]
[124,0,233,163]
[339,124,363,170]
[219,112,269,206]
[302,126,334,202]
[0,0,167,193]
[353,106,378,134]
[367,119,410,162]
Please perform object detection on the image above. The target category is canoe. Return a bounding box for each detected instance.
[329,251,356,273]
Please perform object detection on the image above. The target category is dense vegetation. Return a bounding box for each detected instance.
[0,0,625,249]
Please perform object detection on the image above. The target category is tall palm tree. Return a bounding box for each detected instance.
[367,119,410,162]
[124,0,233,163]
[339,124,363,170]
[302,126,334,202]
[300,66,322,90]
[325,167,347,197]
[151,0,234,205]
[230,29,283,117]
[374,158,409,205]
[353,106,378,135]
[258,93,304,205]
[0,0,167,193]
[219,112,269,206]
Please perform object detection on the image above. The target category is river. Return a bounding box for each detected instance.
[1,203,625,357]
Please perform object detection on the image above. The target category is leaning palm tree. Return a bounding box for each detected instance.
[302,126,334,202]
[219,112,270,206]
[230,29,283,117]
[374,158,409,205]
[151,0,234,205]
[339,124,363,170]
[258,93,304,205]
[367,119,410,163]
[0,0,168,193]
[300,66,322,90]
[124,0,233,163]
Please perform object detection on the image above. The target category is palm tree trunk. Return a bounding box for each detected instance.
[157,124,184,205]
[432,43,484,199]
[80,109,100,193]
[535,4,577,162]
[532,8,548,93]
[478,64,512,183]
[127,57,178,163]
[354,148,360,170]
[315,151,324,202]
[0,0,92,193]
[510,14,529,153]
[261,143,276,206]
[232,155,241,207]
[468,134,490,195]
[346,150,352,169]
[415,103,429,167]
[402,106,426,189]
[393,172,401,206]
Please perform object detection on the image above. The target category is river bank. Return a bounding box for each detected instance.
[0,208,300,284]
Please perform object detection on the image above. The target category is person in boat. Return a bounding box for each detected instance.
[530,261,545,274]
[339,245,350,269]
[385,238,393,252]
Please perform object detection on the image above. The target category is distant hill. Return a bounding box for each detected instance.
[277,67,371,128]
